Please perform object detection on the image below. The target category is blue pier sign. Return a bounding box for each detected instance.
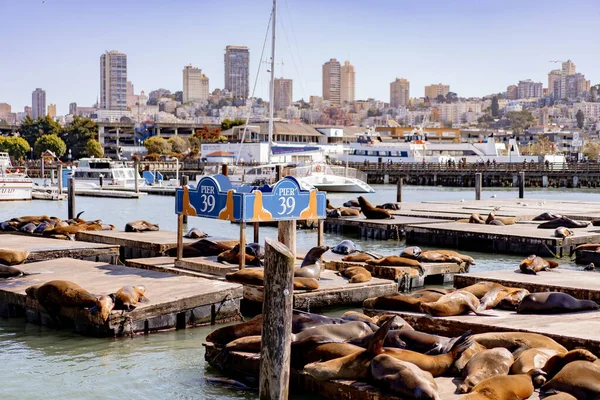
[175,174,244,221]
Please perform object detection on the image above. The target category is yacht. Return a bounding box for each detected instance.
[67,158,145,189]
[289,163,374,193]
[0,152,33,201]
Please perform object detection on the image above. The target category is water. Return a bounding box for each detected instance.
[0,185,595,399]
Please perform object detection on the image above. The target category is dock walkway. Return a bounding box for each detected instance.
[324,216,447,240]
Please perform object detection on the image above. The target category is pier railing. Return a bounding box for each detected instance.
[345,161,600,174]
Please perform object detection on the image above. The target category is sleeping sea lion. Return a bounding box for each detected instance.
[217,244,262,266]
[418,249,476,265]
[537,217,589,229]
[113,285,147,311]
[517,292,599,314]
[338,266,371,283]
[400,246,422,260]
[542,361,600,399]
[461,369,547,399]
[20,223,37,234]
[376,203,400,211]
[12,215,50,224]
[0,249,30,266]
[294,246,329,280]
[420,290,495,317]
[341,311,380,325]
[343,199,360,208]
[533,212,562,221]
[363,289,453,312]
[34,221,54,234]
[292,321,373,343]
[338,207,360,216]
[0,265,25,279]
[357,196,393,220]
[555,226,574,238]
[542,349,598,379]
[469,213,486,224]
[366,256,422,268]
[478,287,530,310]
[342,253,374,262]
[184,228,208,239]
[350,329,461,355]
[585,263,596,271]
[167,238,237,257]
[125,220,159,232]
[519,254,559,275]
[459,281,506,299]
[331,240,358,255]
[370,354,439,399]
[327,209,342,218]
[458,348,514,393]
[510,348,558,375]
[472,332,567,354]
[225,268,319,290]
[488,219,504,226]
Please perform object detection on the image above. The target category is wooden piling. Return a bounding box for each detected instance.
[222,164,228,177]
[253,222,260,243]
[239,222,247,269]
[134,160,140,194]
[475,173,482,200]
[519,171,525,199]
[317,220,324,246]
[259,238,295,400]
[67,178,75,219]
[396,177,403,203]
[176,213,184,261]
[278,220,296,257]
[275,165,282,181]
[181,175,189,224]
[57,164,63,195]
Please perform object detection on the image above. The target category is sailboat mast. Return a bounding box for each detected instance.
[267,0,276,163]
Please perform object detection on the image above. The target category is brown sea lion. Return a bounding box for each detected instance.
[357,196,393,219]
[478,287,530,310]
[339,266,371,283]
[343,199,360,208]
[537,216,589,229]
[113,285,147,311]
[293,277,319,290]
[225,268,320,290]
[517,292,599,314]
[460,281,506,299]
[217,244,262,266]
[376,203,401,211]
[460,369,546,400]
[533,212,562,221]
[341,253,374,262]
[338,207,360,216]
[363,289,451,312]
[519,254,559,275]
[366,256,422,268]
[294,245,329,280]
[469,213,486,224]
[418,249,476,266]
[12,215,50,224]
[291,338,368,369]
[341,311,379,325]
[292,321,373,343]
[125,220,159,232]
[511,348,558,375]
[542,349,598,379]
[350,329,462,355]
[0,264,25,278]
[420,290,495,317]
[458,348,514,393]
[184,228,208,239]
[542,394,577,400]
[375,314,413,330]
[370,354,440,400]
[555,226,574,238]
[167,238,237,257]
[472,332,567,354]
[542,360,600,398]
[224,335,262,353]
[570,243,600,257]
[0,249,30,266]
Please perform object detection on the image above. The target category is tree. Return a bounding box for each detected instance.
[61,117,99,159]
[491,96,499,117]
[85,139,104,158]
[505,110,535,134]
[0,119,8,126]
[576,109,585,129]
[5,137,31,160]
[188,136,200,149]
[436,94,445,103]
[168,136,189,153]
[583,142,600,161]
[144,136,171,154]
[445,92,458,103]
[194,126,222,142]
[19,115,62,147]
[34,134,66,157]
[523,136,554,156]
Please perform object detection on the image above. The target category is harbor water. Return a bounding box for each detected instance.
[0,185,595,399]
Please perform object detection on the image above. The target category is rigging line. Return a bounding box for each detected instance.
[236,9,273,165]
[282,0,307,99]
[278,11,306,102]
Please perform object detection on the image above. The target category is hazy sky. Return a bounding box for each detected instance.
[1,0,599,115]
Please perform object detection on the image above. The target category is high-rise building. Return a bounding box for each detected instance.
[183,65,210,103]
[24,106,32,117]
[566,73,591,100]
[559,60,576,100]
[547,70,562,97]
[274,78,293,111]
[340,61,355,103]
[32,88,46,119]
[47,104,56,118]
[322,58,341,106]
[390,78,410,108]
[425,83,450,99]
[100,50,127,110]
[506,85,518,100]
[0,103,11,120]
[517,79,543,99]
[224,46,249,99]
[69,102,77,115]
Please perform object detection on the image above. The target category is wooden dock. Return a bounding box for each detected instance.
[454,268,600,302]
[405,221,600,257]
[74,188,147,198]
[0,258,243,337]
[0,234,118,263]
[76,230,197,259]
[575,249,600,265]
[324,216,447,240]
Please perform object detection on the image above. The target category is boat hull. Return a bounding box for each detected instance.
[0,182,33,201]
[309,183,373,193]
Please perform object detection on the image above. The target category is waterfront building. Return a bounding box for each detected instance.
[182,65,209,103]
[390,78,410,108]
[224,45,250,99]
[340,61,355,103]
[425,83,450,99]
[47,104,56,118]
[323,58,341,106]
[32,88,46,119]
[274,78,293,111]
[517,79,543,99]
[100,50,127,110]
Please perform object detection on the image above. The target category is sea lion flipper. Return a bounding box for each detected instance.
[366,318,394,356]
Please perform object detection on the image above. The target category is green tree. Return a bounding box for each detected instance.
[168,136,189,153]
[583,142,600,161]
[576,109,585,129]
[5,137,31,160]
[0,119,8,126]
[491,96,499,117]
[19,115,62,147]
[61,117,99,159]
[85,139,104,158]
[144,136,172,154]
[34,134,67,157]
[435,94,445,103]
[188,135,200,149]
[505,110,535,134]
[221,118,233,130]
[445,92,458,103]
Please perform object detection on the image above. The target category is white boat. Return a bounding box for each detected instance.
[290,163,374,193]
[68,158,145,189]
[0,152,33,201]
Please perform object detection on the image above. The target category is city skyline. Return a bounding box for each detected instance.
[1,0,599,115]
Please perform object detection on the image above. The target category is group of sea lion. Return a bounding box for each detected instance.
[464,209,516,226]
[124,220,159,232]
[326,197,398,220]
[0,213,115,239]
[206,309,600,399]
[24,280,147,325]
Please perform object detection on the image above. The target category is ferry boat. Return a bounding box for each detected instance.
[0,152,33,201]
[67,158,145,189]
[289,163,374,193]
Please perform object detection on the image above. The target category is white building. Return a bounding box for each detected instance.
[574,102,600,122]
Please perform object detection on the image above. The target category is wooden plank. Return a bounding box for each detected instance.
[174,256,239,276]
[76,230,196,255]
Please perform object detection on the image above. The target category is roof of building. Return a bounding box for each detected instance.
[206,151,234,157]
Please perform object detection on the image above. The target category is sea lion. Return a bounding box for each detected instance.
[478,287,530,310]
[339,266,371,283]
[33,221,54,234]
[366,256,422,269]
[357,196,393,220]
[537,216,589,229]
[400,246,422,260]
[167,238,237,257]
[469,213,486,224]
[533,212,562,221]
[327,209,341,218]
[370,354,439,400]
[292,321,373,343]
[460,369,547,400]
[542,349,598,379]
[184,228,208,239]
[459,281,506,299]
[0,265,25,279]
[225,268,319,290]
[294,245,329,280]
[100,224,115,231]
[585,263,596,271]
[331,240,358,255]
[338,207,360,216]
[125,220,159,232]
[350,329,462,355]
[571,243,600,256]
[555,226,574,238]
[363,289,452,312]
[341,253,374,262]
[488,219,504,226]
[12,215,50,224]
[343,199,360,208]
[542,361,600,399]
[0,221,18,231]
[341,311,380,325]
[217,244,262,266]
[292,277,320,290]
[542,394,577,400]
[510,348,558,375]
[376,203,400,211]
[420,290,495,317]
[519,254,559,275]
[0,249,29,266]
[458,348,514,393]
[517,292,599,314]
[20,222,37,233]
[472,332,567,354]
[113,285,146,311]
[418,249,476,266]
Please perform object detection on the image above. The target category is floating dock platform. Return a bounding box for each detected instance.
[0,258,243,337]
[0,234,119,263]
[454,268,600,303]
[575,249,600,265]
[323,216,447,240]
[405,221,600,257]
[74,188,146,198]
[76,230,196,259]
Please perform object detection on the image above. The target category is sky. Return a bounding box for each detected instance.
[1,0,599,115]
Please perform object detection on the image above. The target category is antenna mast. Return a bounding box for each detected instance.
[267,0,276,163]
